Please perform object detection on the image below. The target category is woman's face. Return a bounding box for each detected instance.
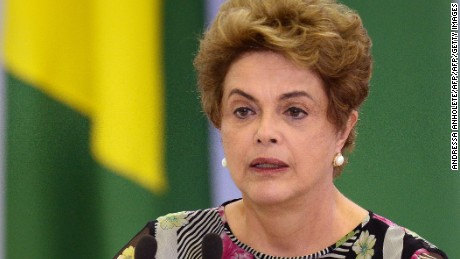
[220,51,356,205]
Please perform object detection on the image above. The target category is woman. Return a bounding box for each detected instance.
[116,0,448,258]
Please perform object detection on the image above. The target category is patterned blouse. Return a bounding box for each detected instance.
[115,199,448,259]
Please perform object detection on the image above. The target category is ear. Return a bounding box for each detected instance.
[335,110,358,151]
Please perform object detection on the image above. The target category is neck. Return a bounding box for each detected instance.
[226,183,366,257]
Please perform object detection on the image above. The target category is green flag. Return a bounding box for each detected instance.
[4,1,209,258]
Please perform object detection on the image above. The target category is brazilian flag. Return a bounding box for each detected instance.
[2,0,459,258]
[4,1,209,258]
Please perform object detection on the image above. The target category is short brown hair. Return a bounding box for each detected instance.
[194,0,372,176]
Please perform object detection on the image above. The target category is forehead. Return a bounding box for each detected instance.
[223,51,326,101]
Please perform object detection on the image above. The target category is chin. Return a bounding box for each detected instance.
[242,183,298,206]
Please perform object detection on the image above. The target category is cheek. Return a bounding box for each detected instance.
[220,124,253,167]
[221,133,244,181]
[290,127,338,161]
[220,125,240,155]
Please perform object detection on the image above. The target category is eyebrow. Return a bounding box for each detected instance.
[228,88,256,101]
[280,91,314,101]
[227,88,314,102]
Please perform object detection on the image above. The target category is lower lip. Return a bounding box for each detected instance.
[250,166,289,174]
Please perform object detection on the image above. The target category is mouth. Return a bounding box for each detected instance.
[249,157,289,171]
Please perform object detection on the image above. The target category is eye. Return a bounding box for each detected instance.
[285,107,307,119]
[233,107,254,119]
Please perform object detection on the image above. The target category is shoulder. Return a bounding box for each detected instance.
[114,207,226,259]
[151,199,240,236]
[365,212,448,259]
[153,206,225,233]
[149,206,226,258]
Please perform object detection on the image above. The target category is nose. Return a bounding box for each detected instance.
[257,138,277,144]
[255,113,280,145]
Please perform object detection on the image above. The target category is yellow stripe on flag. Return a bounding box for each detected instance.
[4,0,167,193]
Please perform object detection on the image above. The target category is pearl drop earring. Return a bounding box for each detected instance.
[221,158,227,168]
[333,153,344,167]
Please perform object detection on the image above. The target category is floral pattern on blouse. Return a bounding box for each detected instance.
[157,211,189,230]
[405,228,438,250]
[336,230,356,247]
[372,213,396,227]
[221,233,254,259]
[114,199,448,258]
[116,245,134,259]
[352,230,376,259]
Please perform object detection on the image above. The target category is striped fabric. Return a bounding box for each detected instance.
[382,226,405,258]
[114,200,448,258]
[177,211,225,258]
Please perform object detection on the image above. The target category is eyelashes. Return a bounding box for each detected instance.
[284,107,308,119]
[233,107,255,119]
[232,106,308,120]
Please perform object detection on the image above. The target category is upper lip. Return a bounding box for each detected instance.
[249,157,289,168]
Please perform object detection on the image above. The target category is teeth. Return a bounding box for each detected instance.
[255,163,281,168]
